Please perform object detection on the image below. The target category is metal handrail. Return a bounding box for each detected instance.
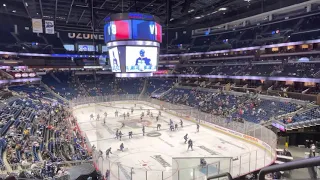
[207,172,232,180]
[258,156,320,180]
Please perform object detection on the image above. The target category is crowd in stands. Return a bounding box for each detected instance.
[146,78,176,95]
[161,88,301,124]
[0,92,92,179]
[0,70,318,179]
[174,62,320,78]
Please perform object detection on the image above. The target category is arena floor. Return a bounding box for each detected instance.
[72,101,271,180]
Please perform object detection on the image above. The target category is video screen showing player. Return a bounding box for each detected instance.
[126,46,158,72]
[108,47,121,72]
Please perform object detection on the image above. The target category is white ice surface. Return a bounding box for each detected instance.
[73,101,272,180]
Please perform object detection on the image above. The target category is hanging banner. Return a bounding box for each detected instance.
[32,19,43,33]
[45,20,55,34]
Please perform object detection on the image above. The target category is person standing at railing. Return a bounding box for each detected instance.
[105,169,110,180]
[311,144,316,157]
[308,149,318,179]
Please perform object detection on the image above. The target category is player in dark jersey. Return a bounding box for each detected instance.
[135,49,151,71]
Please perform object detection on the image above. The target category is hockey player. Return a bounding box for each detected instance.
[98,150,103,158]
[106,148,112,158]
[115,129,119,139]
[90,114,94,121]
[142,112,144,117]
[120,143,124,152]
[169,119,173,126]
[197,123,200,132]
[142,126,145,136]
[127,112,130,117]
[134,104,137,107]
[175,124,178,130]
[115,110,118,117]
[105,170,110,180]
[188,139,193,150]
[180,119,183,128]
[123,113,126,120]
[140,115,143,122]
[128,131,133,139]
[147,109,150,115]
[96,114,100,121]
[103,118,106,125]
[150,112,153,118]
[156,116,159,122]
[131,108,134,114]
[157,124,161,131]
[159,110,161,116]
[104,112,108,118]
[200,158,207,167]
[119,131,123,141]
[121,122,125,129]
[184,134,188,144]
[170,124,174,131]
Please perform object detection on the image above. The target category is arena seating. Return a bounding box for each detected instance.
[162,88,300,123]
[42,72,83,100]
[115,78,145,94]
[8,85,63,104]
[146,78,175,95]
[0,96,91,178]
[78,75,115,96]
[174,62,320,78]
[291,107,320,123]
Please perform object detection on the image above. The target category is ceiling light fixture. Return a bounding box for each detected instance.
[12,10,16,13]
[219,7,227,11]
[3,4,6,7]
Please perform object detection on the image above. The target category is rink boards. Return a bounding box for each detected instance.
[72,100,276,180]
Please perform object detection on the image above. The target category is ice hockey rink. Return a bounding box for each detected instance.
[72,101,272,180]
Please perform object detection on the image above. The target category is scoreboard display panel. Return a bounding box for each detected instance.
[125,46,158,72]
[104,20,132,42]
[104,14,162,43]
[105,13,161,74]
[108,47,121,72]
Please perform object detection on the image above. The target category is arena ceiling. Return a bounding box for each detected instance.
[0,0,310,30]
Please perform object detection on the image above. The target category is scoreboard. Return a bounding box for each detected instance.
[104,13,161,74]
[104,13,162,43]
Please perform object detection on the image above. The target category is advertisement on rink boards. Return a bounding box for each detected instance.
[125,46,158,72]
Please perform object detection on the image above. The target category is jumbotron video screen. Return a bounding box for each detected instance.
[125,46,158,72]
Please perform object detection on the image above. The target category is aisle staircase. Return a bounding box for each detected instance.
[139,79,148,98]
[50,72,61,83]
[40,82,68,103]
